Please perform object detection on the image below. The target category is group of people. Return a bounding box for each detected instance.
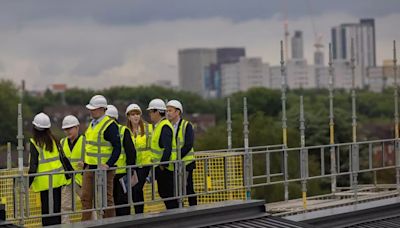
[28,95,197,226]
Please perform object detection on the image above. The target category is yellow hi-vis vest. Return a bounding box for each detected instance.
[61,135,85,186]
[133,122,153,167]
[30,138,68,193]
[115,125,131,174]
[174,119,195,166]
[84,116,114,165]
[150,118,176,171]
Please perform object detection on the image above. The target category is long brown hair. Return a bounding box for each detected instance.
[127,110,145,137]
[32,127,57,152]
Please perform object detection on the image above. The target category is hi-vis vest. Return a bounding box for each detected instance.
[85,116,114,165]
[174,119,195,166]
[61,135,85,186]
[133,122,153,167]
[30,138,68,193]
[115,125,130,174]
[150,118,176,171]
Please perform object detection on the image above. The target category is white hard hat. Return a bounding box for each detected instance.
[62,115,80,129]
[32,112,51,129]
[126,104,142,115]
[166,100,183,114]
[105,105,119,119]
[86,95,107,110]
[147,98,166,111]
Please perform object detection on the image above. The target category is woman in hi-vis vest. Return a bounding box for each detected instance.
[126,103,153,214]
[28,113,67,226]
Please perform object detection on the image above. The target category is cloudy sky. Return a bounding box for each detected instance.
[0,0,399,90]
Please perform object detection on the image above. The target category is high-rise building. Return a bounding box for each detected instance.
[217,48,246,64]
[269,66,282,89]
[368,67,384,92]
[208,48,245,97]
[221,63,240,97]
[291,31,304,59]
[286,59,315,89]
[178,48,217,97]
[314,51,324,66]
[331,18,376,87]
[221,57,269,96]
[382,59,400,88]
[315,66,330,89]
[333,59,363,89]
[204,64,221,98]
[179,47,245,98]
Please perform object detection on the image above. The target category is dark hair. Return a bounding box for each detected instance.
[32,128,57,152]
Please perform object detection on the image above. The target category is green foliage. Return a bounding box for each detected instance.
[0,80,29,144]
[1,81,397,201]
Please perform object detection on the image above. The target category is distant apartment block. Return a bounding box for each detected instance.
[331,18,376,87]
[221,57,269,96]
[178,48,216,97]
[179,47,245,98]
[368,66,384,92]
[291,31,304,59]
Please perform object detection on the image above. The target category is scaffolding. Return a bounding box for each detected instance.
[0,151,246,227]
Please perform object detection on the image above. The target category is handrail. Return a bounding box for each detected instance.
[0,138,398,226]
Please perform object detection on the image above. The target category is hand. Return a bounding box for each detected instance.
[159,165,165,171]
[100,164,109,170]
[77,161,84,169]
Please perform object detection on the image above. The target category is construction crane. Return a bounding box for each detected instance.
[306,0,325,65]
[282,0,290,61]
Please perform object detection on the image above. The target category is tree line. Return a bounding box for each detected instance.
[0,80,396,202]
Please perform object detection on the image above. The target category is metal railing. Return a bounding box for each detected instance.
[1,138,399,226]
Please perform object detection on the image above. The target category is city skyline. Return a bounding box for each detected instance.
[0,1,399,90]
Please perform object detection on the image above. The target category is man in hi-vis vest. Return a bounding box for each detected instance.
[147,98,179,209]
[81,95,121,220]
[166,100,197,206]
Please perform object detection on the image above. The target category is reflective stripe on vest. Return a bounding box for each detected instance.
[61,135,85,186]
[84,116,114,165]
[115,125,128,174]
[30,138,68,193]
[176,119,195,166]
[134,122,153,166]
[150,118,176,171]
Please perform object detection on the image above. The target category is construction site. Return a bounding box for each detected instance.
[0,37,399,228]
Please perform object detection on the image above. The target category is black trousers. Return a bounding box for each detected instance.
[132,167,151,214]
[186,169,197,206]
[40,186,62,226]
[156,167,179,209]
[113,173,130,216]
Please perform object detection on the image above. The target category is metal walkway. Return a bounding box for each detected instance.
[47,200,309,228]
[284,192,400,228]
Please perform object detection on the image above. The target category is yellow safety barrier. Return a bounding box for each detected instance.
[0,152,245,227]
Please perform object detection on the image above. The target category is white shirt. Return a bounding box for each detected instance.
[154,117,165,128]
[91,115,106,128]
[173,118,181,135]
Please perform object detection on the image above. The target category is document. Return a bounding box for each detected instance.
[119,170,139,194]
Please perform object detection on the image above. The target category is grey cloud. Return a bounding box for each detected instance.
[0,0,399,28]
[71,55,124,77]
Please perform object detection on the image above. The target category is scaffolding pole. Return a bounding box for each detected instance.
[350,39,359,202]
[328,43,337,194]
[227,97,232,150]
[299,96,308,209]
[243,97,251,200]
[16,104,25,225]
[280,40,289,201]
